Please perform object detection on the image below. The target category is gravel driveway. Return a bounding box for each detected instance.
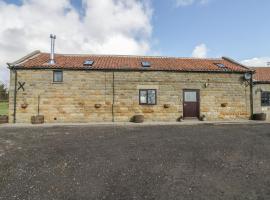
[0,124,270,200]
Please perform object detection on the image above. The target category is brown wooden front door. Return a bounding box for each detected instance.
[183,90,200,119]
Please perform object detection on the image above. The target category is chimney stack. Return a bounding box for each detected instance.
[49,34,56,65]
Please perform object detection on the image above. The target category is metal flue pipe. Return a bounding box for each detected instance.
[49,34,56,65]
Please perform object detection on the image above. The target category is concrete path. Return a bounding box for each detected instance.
[0,120,268,128]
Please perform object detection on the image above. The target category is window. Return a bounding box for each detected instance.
[139,89,156,105]
[141,61,151,68]
[184,91,197,102]
[53,71,63,82]
[215,63,226,68]
[261,92,270,106]
[84,60,94,66]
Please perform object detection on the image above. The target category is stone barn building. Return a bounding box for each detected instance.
[252,67,270,120]
[8,51,253,123]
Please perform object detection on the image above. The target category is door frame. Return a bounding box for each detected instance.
[183,89,200,119]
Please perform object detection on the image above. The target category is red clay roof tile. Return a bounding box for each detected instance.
[12,52,250,73]
[251,67,270,82]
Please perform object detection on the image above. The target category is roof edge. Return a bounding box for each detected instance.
[222,57,254,72]
[250,67,270,69]
[253,81,270,84]
[8,50,41,67]
[10,67,248,74]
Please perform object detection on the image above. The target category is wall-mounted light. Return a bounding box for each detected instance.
[204,79,210,88]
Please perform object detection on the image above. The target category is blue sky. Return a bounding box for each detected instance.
[70,0,269,60]
[0,0,270,84]
[75,0,270,60]
[153,0,270,60]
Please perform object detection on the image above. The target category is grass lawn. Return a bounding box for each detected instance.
[0,101,8,115]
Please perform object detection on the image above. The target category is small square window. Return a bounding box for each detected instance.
[139,89,156,105]
[261,92,270,106]
[53,71,63,82]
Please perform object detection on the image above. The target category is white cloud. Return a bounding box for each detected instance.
[0,0,153,85]
[241,57,270,67]
[175,0,209,7]
[192,43,208,58]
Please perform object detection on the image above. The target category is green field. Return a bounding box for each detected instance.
[0,102,8,115]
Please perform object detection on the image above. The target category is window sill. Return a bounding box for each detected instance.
[52,82,63,84]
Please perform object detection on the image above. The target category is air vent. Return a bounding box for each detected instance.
[215,63,226,68]
[141,61,151,68]
[84,60,94,66]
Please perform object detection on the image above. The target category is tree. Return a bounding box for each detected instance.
[0,82,8,101]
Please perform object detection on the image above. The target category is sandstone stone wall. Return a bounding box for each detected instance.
[253,84,270,120]
[9,70,251,123]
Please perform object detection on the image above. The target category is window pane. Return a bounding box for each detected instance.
[140,90,147,104]
[185,91,197,102]
[148,90,156,104]
[54,71,63,82]
[261,92,270,106]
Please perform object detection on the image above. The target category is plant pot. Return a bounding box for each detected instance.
[31,115,44,124]
[200,115,207,121]
[252,113,266,121]
[21,103,28,109]
[133,115,144,123]
[221,103,228,107]
[0,115,8,124]
[95,104,102,109]
[164,104,170,109]
[178,116,184,122]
